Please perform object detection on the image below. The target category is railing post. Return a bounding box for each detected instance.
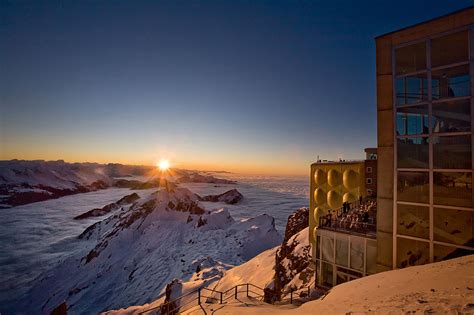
[246,283,249,297]
[198,288,201,305]
[234,286,238,299]
[307,285,310,297]
[220,291,223,304]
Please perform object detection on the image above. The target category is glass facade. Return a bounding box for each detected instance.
[393,29,474,267]
[315,229,376,287]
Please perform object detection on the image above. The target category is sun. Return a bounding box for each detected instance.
[157,159,170,172]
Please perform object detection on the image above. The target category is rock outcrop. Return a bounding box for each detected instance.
[271,207,312,299]
[199,189,243,204]
[112,178,178,190]
[177,173,236,184]
[73,193,140,220]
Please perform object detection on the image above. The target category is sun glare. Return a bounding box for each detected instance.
[157,159,170,172]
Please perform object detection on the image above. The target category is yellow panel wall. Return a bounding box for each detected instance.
[309,162,365,247]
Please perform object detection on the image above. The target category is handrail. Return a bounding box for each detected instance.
[138,280,318,314]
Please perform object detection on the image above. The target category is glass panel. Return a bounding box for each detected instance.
[350,238,364,272]
[321,262,333,287]
[366,239,377,274]
[397,204,429,239]
[432,99,471,133]
[321,236,334,262]
[316,236,321,259]
[434,208,474,247]
[396,105,429,135]
[433,135,472,169]
[397,137,429,168]
[396,74,428,106]
[432,65,470,100]
[431,31,469,68]
[396,42,426,75]
[434,244,474,262]
[336,272,347,285]
[335,236,348,267]
[396,237,430,268]
[397,171,429,204]
[316,260,322,286]
[433,172,472,208]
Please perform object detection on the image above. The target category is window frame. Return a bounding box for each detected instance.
[391,26,474,268]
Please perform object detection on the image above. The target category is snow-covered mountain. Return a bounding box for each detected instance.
[0,160,236,208]
[16,186,281,314]
[104,207,313,315]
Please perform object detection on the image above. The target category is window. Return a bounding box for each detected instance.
[335,236,349,267]
[393,29,473,270]
[434,244,474,262]
[433,172,472,208]
[433,135,472,169]
[367,189,373,196]
[397,171,430,204]
[397,237,430,268]
[366,240,377,274]
[432,99,471,133]
[350,239,364,271]
[321,262,334,287]
[321,236,334,262]
[397,137,429,169]
[366,166,372,173]
[397,204,429,239]
[396,42,427,75]
[396,105,429,135]
[431,31,469,68]
[432,64,470,100]
[434,208,474,246]
[396,74,428,106]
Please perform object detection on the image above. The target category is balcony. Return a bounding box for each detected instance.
[318,199,377,238]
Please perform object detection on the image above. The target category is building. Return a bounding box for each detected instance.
[364,148,378,197]
[375,7,474,272]
[312,7,474,288]
[310,150,378,287]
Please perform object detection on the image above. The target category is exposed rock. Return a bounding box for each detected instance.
[116,193,140,205]
[197,216,208,227]
[73,193,140,220]
[161,279,183,315]
[283,207,309,243]
[272,207,311,297]
[177,173,236,184]
[112,178,177,190]
[50,301,67,315]
[199,189,243,204]
[0,181,109,208]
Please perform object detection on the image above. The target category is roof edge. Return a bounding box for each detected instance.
[375,5,474,40]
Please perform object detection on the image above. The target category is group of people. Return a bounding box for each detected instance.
[322,198,377,234]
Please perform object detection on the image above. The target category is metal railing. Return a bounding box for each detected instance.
[138,281,317,314]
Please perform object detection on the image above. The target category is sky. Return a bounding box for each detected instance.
[1,1,473,175]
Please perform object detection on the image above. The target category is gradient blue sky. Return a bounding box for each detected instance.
[1,1,472,175]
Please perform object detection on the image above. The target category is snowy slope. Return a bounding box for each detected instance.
[16,187,281,315]
[104,220,312,315]
[0,160,114,189]
[199,254,474,315]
